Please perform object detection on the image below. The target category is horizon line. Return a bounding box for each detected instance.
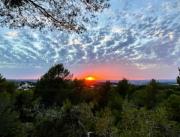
[7,78,177,81]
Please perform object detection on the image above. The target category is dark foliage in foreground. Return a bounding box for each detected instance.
[0,64,180,137]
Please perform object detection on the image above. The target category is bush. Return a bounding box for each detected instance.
[0,77,16,93]
[132,79,159,109]
[119,102,179,137]
[14,90,36,122]
[33,101,95,137]
[0,92,25,137]
[166,94,180,122]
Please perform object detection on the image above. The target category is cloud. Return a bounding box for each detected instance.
[0,0,180,73]
[5,31,19,38]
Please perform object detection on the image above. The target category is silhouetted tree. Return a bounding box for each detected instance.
[0,74,6,83]
[0,0,109,32]
[116,79,130,98]
[70,79,86,104]
[35,64,73,106]
[177,67,180,86]
[0,74,6,92]
[98,81,111,107]
[145,79,159,109]
[41,64,72,81]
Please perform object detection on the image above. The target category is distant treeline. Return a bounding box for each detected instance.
[0,64,180,137]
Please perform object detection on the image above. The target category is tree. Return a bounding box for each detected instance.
[145,79,159,109]
[0,73,6,83]
[132,79,159,109]
[70,79,86,104]
[0,0,110,32]
[177,67,180,86]
[35,64,73,106]
[98,81,112,107]
[0,73,6,92]
[41,64,72,81]
[0,74,16,93]
[116,79,130,98]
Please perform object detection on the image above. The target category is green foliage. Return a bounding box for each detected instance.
[166,94,180,122]
[5,81,16,93]
[119,102,179,137]
[108,91,123,125]
[144,79,159,109]
[97,81,112,107]
[0,74,16,93]
[116,79,131,98]
[34,101,95,137]
[0,92,25,137]
[108,91,123,111]
[14,90,36,122]
[69,79,86,104]
[95,108,118,137]
[132,89,147,107]
[1,66,180,137]
[132,79,159,109]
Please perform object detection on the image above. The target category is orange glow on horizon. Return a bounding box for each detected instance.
[85,76,96,81]
[71,63,146,81]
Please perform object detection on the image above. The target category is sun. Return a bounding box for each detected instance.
[85,76,96,81]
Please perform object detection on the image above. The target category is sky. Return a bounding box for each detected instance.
[0,0,180,80]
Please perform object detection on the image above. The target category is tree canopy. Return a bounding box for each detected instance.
[35,64,73,106]
[41,64,72,81]
[0,0,110,32]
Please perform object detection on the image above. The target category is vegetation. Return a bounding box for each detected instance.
[0,0,109,32]
[0,64,180,137]
[177,67,180,87]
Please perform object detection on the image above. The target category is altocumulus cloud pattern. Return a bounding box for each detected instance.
[0,0,180,79]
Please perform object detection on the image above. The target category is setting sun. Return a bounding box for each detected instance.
[85,76,96,81]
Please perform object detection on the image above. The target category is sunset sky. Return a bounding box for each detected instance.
[0,0,180,80]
